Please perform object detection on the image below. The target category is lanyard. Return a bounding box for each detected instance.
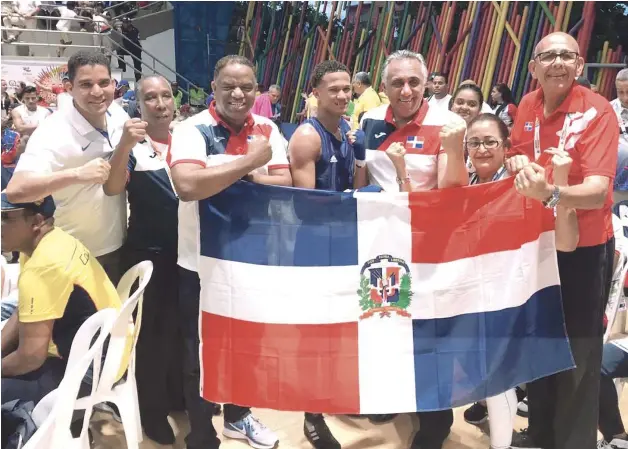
[147,135,177,199]
[533,113,571,160]
[469,166,507,185]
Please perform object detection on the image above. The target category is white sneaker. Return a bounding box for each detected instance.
[598,440,612,449]
[223,413,279,449]
[609,438,628,449]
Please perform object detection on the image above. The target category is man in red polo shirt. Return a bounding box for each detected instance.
[169,55,291,449]
[510,32,619,449]
[353,49,468,449]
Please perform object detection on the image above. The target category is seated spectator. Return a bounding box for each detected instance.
[0,254,19,322]
[171,81,182,110]
[1,80,19,122]
[251,84,281,122]
[490,83,518,128]
[0,193,121,405]
[10,86,51,137]
[598,203,628,449]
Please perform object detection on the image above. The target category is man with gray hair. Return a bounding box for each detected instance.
[252,84,282,123]
[351,49,468,449]
[350,71,381,129]
[103,74,183,444]
[612,68,628,202]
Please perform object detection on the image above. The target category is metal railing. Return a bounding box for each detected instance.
[103,1,169,21]
[1,13,204,98]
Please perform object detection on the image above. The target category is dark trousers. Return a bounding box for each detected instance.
[179,267,249,449]
[413,410,454,448]
[117,45,142,81]
[599,342,628,441]
[1,357,67,405]
[123,248,184,428]
[527,239,614,449]
[96,247,124,287]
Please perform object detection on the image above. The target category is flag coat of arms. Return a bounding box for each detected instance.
[197,180,574,414]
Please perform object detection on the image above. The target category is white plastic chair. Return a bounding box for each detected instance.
[605,250,628,343]
[74,260,154,449]
[25,308,118,449]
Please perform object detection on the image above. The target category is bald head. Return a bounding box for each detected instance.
[534,32,580,57]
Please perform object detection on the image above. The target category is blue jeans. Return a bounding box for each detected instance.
[1,296,17,321]
[599,343,628,440]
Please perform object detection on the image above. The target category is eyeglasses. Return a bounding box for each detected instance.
[465,139,502,150]
[534,51,579,66]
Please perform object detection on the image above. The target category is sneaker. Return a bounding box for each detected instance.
[304,414,341,449]
[464,402,488,425]
[367,414,397,424]
[517,398,529,418]
[94,402,122,423]
[609,437,628,449]
[511,428,542,448]
[598,440,612,449]
[223,413,279,449]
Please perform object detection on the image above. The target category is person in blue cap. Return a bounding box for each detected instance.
[0,192,121,405]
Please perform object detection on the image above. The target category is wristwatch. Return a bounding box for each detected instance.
[542,185,561,208]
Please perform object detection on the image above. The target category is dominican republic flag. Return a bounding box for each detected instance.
[524,122,534,132]
[406,136,424,149]
[197,181,574,414]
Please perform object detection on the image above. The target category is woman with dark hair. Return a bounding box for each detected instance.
[449,83,484,125]
[386,113,579,449]
[490,83,518,127]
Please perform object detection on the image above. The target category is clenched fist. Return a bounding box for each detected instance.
[440,117,466,154]
[386,142,406,168]
[546,147,572,186]
[246,135,272,169]
[76,158,111,185]
[118,118,148,151]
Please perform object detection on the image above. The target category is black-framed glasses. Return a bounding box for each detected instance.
[465,139,502,150]
[534,51,579,66]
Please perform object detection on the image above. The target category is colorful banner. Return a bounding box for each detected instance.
[1,58,68,107]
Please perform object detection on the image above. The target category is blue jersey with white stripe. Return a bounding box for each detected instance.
[303,118,354,192]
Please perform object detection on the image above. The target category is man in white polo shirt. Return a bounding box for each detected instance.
[170,54,291,449]
[6,51,128,284]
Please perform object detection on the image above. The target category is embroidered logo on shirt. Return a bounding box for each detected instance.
[81,143,91,152]
[524,122,533,132]
[406,136,424,149]
[213,136,225,143]
[330,155,338,163]
[374,132,387,139]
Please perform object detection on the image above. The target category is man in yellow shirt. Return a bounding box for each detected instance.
[0,193,120,405]
[350,72,381,129]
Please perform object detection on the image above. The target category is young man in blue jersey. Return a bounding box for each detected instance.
[288,60,357,449]
[289,60,356,193]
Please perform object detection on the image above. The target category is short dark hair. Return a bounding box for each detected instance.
[66,1,77,10]
[449,83,484,109]
[468,113,510,142]
[213,55,255,81]
[431,72,448,84]
[310,60,350,88]
[67,51,111,82]
[22,86,37,95]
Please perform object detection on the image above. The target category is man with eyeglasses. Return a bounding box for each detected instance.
[509,32,619,449]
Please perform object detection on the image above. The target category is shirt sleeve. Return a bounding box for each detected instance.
[168,123,208,168]
[18,264,73,323]
[267,122,289,171]
[13,124,58,174]
[509,97,533,159]
[577,107,619,178]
